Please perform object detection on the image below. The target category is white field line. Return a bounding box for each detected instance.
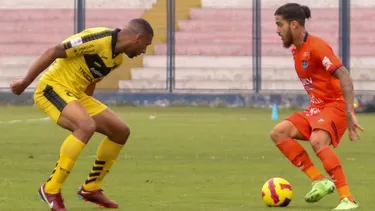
[0,117,50,124]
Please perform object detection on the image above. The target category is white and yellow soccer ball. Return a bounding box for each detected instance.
[261,177,293,207]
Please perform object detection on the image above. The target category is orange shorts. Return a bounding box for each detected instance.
[286,106,347,148]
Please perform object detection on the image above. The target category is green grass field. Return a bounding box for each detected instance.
[0,106,374,211]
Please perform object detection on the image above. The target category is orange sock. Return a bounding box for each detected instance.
[276,138,325,181]
[317,147,353,201]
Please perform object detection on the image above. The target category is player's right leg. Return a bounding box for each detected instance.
[34,82,96,211]
[308,107,358,210]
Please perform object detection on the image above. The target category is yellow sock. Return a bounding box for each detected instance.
[83,137,124,191]
[45,134,86,194]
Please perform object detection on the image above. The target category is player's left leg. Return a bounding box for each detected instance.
[306,106,358,210]
[271,112,326,182]
[76,95,130,208]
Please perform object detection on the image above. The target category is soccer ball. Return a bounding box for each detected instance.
[261,177,293,207]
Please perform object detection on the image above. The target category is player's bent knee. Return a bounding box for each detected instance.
[270,121,293,143]
[74,118,96,143]
[309,129,331,152]
[78,118,96,134]
[270,128,286,144]
[270,128,281,143]
[119,124,131,143]
[106,122,130,145]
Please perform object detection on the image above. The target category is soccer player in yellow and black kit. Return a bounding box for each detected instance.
[10,18,154,211]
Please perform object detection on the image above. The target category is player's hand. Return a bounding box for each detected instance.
[10,79,29,95]
[346,112,364,142]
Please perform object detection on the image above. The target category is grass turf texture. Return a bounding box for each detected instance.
[0,106,374,211]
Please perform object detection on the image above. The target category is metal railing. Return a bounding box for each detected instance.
[73,0,351,93]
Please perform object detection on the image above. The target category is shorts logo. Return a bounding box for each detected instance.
[302,60,308,70]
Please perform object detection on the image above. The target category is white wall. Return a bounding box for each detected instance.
[201,0,375,8]
[0,0,157,8]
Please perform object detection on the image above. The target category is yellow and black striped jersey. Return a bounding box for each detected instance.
[40,27,123,96]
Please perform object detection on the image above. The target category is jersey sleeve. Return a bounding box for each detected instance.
[312,41,343,74]
[62,35,104,58]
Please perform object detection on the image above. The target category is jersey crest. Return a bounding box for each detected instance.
[302,60,308,70]
[302,51,310,70]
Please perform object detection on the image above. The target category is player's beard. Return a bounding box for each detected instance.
[126,52,136,59]
[283,26,294,48]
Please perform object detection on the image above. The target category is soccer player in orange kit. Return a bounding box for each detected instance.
[270,3,363,210]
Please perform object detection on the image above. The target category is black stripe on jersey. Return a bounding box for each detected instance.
[84,54,111,78]
[63,42,72,49]
[81,31,112,44]
[111,28,121,57]
[330,121,339,141]
[43,85,67,112]
[63,30,114,50]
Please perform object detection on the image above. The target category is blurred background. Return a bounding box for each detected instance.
[0,0,374,111]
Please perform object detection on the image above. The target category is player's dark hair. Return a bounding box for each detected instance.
[129,18,154,37]
[274,3,311,26]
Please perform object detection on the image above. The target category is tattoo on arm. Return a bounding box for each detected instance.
[333,66,354,114]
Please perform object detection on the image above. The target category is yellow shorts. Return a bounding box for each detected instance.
[33,80,107,122]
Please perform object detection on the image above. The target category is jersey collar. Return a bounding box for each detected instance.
[303,32,309,42]
[112,28,121,58]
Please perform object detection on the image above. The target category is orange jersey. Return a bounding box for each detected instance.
[292,33,344,108]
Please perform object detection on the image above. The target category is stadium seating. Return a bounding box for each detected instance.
[1,0,375,92]
[0,0,155,89]
[120,0,375,91]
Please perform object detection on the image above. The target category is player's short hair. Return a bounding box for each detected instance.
[274,3,311,26]
[128,18,154,37]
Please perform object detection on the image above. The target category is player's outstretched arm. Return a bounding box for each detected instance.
[10,44,67,95]
[332,67,364,141]
[23,44,68,86]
